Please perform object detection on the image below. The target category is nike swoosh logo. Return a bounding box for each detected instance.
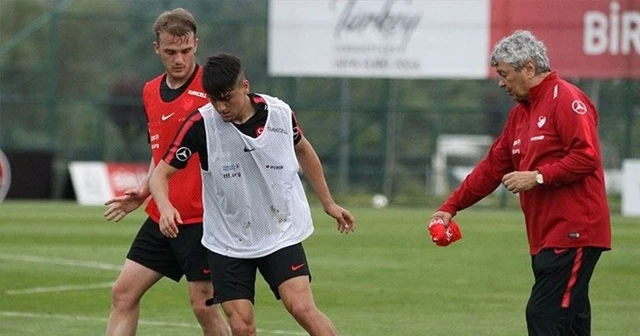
[291,263,306,271]
[202,268,211,275]
[161,113,175,121]
[244,147,256,152]
[553,248,568,255]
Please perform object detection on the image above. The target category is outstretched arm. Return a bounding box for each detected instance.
[295,136,355,234]
[103,159,154,222]
[149,160,182,238]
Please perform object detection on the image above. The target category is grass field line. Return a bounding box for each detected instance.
[0,311,308,335]
[6,282,114,295]
[0,253,122,271]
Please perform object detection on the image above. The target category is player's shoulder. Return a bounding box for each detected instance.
[550,76,588,102]
[142,73,164,95]
[551,78,595,115]
[145,72,165,87]
[190,102,215,123]
[254,94,294,118]
[197,102,214,114]
[254,93,289,107]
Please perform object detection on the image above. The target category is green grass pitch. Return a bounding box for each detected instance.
[0,201,638,335]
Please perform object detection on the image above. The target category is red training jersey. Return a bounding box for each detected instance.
[143,66,209,224]
[439,72,611,255]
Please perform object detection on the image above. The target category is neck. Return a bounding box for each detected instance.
[529,71,551,90]
[233,95,255,124]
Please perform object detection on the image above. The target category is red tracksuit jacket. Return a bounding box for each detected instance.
[439,72,611,255]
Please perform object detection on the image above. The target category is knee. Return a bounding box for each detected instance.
[189,287,218,320]
[110,282,140,311]
[190,300,211,320]
[287,301,316,320]
[229,318,256,336]
[225,311,255,336]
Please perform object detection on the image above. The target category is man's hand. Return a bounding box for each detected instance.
[502,171,538,194]
[103,188,148,222]
[324,203,356,234]
[158,205,182,238]
[427,211,462,247]
[429,211,452,225]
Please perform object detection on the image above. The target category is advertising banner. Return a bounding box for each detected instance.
[269,0,490,78]
[0,149,10,202]
[269,0,640,79]
[490,0,640,79]
[622,159,640,216]
[69,162,147,206]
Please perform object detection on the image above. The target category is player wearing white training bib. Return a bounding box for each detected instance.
[150,52,356,336]
[200,94,314,258]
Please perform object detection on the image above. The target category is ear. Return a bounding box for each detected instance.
[523,60,536,78]
[243,79,250,93]
[194,37,199,54]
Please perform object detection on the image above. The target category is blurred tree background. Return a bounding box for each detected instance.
[1,0,638,203]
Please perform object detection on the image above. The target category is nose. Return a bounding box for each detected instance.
[213,101,227,112]
[498,78,506,88]
[173,53,185,65]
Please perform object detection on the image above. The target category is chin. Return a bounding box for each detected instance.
[171,72,186,79]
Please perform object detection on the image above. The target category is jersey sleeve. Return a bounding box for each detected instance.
[537,89,600,186]
[438,117,515,216]
[163,110,206,169]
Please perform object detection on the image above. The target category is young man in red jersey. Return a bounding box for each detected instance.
[429,30,611,336]
[103,8,229,336]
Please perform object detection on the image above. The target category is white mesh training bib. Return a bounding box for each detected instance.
[199,94,313,258]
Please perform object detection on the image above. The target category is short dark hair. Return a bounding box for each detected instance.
[202,53,245,100]
[153,8,197,41]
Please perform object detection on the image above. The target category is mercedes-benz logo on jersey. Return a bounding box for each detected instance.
[572,100,587,115]
[176,147,192,162]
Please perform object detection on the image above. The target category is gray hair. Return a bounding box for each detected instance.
[490,30,551,73]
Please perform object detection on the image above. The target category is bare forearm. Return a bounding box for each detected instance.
[149,161,176,210]
[296,139,334,208]
[139,159,156,198]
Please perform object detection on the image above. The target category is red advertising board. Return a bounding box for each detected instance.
[105,163,148,197]
[490,0,640,78]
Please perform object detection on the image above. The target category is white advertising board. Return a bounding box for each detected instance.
[269,0,489,78]
[622,159,640,217]
[69,162,113,206]
[69,161,148,206]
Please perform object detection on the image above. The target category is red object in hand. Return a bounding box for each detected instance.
[428,218,462,247]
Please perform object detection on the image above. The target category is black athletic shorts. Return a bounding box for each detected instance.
[206,242,311,304]
[526,247,604,336]
[126,217,211,282]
